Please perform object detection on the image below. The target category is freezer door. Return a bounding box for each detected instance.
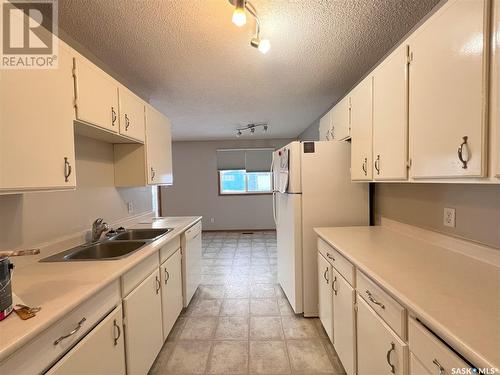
[276,192,303,314]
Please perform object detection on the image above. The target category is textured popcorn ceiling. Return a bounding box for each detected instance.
[58,0,440,140]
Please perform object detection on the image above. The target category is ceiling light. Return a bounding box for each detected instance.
[263,125,268,133]
[258,39,271,54]
[232,0,246,27]
[236,123,268,137]
[250,127,255,135]
[236,130,242,137]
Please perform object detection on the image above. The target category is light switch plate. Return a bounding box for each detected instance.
[443,207,456,228]
[127,202,134,214]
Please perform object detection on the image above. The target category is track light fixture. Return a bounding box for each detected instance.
[235,123,269,137]
[229,0,271,54]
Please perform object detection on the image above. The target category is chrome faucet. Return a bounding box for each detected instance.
[91,218,109,243]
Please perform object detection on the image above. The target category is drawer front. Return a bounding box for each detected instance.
[0,281,120,375]
[159,235,181,264]
[121,253,159,297]
[357,271,406,339]
[410,353,431,375]
[409,318,469,375]
[184,221,202,240]
[317,238,355,286]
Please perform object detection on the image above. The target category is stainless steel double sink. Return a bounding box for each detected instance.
[40,228,173,262]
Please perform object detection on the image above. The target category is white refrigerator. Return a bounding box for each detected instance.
[272,141,369,317]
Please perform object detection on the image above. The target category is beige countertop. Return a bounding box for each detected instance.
[314,225,500,370]
[0,216,202,362]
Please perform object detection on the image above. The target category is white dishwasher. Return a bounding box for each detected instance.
[181,221,202,307]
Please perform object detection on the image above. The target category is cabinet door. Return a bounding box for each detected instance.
[318,253,333,343]
[409,353,431,375]
[119,87,145,142]
[319,111,332,141]
[123,269,163,375]
[145,106,173,185]
[332,269,355,375]
[183,224,202,307]
[46,306,125,375]
[73,55,119,133]
[493,0,500,178]
[332,97,351,141]
[160,248,183,340]
[0,43,76,191]
[409,0,487,178]
[357,296,408,375]
[350,77,373,181]
[372,44,409,181]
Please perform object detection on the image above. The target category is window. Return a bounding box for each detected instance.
[219,170,272,195]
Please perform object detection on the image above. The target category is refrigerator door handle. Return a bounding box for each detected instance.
[272,192,279,225]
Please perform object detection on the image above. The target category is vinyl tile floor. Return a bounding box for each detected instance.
[149,231,346,375]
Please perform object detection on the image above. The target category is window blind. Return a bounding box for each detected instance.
[216,148,274,172]
[216,150,246,170]
[245,149,273,172]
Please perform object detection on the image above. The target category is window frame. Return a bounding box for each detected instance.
[218,170,273,196]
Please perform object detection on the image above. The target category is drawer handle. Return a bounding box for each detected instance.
[332,276,338,295]
[54,317,86,345]
[113,319,121,346]
[155,275,161,294]
[362,157,367,176]
[164,268,170,285]
[125,114,130,130]
[432,359,445,375]
[457,136,469,169]
[151,167,156,181]
[374,155,381,175]
[386,342,395,374]
[365,290,385,309]
[323,268,329,284]
[111,107,117,126]
[326,252,335,261]
[64,157,72,182]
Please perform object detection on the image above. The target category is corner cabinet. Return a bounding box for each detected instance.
[408,0,488,179]
[372,44,409,181]
[350,77,373,181]
[122,269,164,375]
[0,42,76,193]
[46,306,126,375]
[357,296,408,375]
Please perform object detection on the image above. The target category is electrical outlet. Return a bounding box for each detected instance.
[127,202,134,214]
[443,207,456,228]
[210,217,215,223]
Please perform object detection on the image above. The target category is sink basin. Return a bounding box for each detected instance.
[108,228,172,241]
[40,241,148,262]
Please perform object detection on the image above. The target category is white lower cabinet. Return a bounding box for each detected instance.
[332,269,356,375]
[160,248,183,340]
[318,253,333,342]
[182,222,202,307]
[123,269,163,375]
[357,296,408,375]
[409,353,431,375]
[46,306,126,375]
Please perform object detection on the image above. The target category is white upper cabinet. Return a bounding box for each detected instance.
[409,0,487,179]
[332,96,351,141]
[350,77,373,181]
[319,111,332,141]
[0,42,76,192]
[493,0,500,178]
[372,44,409,181]
[118,86,146,142]
[73,55,119,133]
[146,106,173,185]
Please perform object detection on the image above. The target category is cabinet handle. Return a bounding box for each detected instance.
[332,276,338,295]
[125,114,130,130]
[111,107,117,126]
[164,268,170,285]
[155,275,161,294]
[432,359,445,375]
[457,136,470,169]
[386,342,395,374]
[325,129,331,141]
[362,157,367,176]
[54,317,86,345]
[374,155,380,175]
[151,167,156,181]
[113,319,121,346]
[326,252,335,261]
[365,290,385,309]
[323,267,329,284]
[64,157,72,182]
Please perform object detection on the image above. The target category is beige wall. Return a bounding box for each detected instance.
[0,135,153,250]
[161,139,292,231]
[373,183,500,249]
